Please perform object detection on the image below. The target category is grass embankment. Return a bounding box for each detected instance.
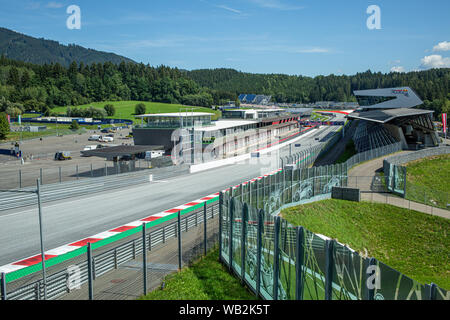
[52,100,221,123]
[404,154,450,208]
[336,140,357,164]
[139,249,258,300]
[281,199,450,289]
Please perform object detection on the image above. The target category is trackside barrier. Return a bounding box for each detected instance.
[0,165,190,211]
[1,201,219,300]
[383,146,450,210]
[218,141,449,300]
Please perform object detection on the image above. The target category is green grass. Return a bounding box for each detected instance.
[139,248,258,300]
[336,140,357,164]
[281,199,450,289]
[404,154,450,208]
[1,122,118,142]
[52,100,221,123]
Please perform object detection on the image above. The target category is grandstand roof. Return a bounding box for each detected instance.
[348,108,433,124]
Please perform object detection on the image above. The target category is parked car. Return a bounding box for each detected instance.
[101,136,114,143]
[88,135,101,141]
[54,151,72,161]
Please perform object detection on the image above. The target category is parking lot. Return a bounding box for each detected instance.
[0,127,135,189]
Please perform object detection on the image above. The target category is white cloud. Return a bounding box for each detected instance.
[390,66,406,73]
[433,41,450,52]
[296,47,329,53]
[421,55,450,68]
[46,2,63,8]
[217,5,242,14]
[249,0,304,11]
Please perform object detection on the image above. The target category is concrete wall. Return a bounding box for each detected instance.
[385,146,450,165]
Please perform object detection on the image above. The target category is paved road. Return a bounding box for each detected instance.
[0,124,340,266]
[348,152,449,220]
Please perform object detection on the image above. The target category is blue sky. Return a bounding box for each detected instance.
[0,0,449,76]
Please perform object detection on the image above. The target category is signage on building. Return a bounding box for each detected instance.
[392,89,409,97]
[443,113,447,134]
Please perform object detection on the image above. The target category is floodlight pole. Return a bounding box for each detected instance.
[36,179,47,300]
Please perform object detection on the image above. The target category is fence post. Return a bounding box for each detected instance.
[162,226,166,243]
[256,209,263,298]
[76,165,79,180]
[204,202,207,256]
[142,223,147,296]
[87,242,94,300]
[105,163,108,177]
[428,283,437,300]
[1,272,6,300]
[59,167,62,183]
[40,168,43,185]
[148,232,152,251]
[365,257,377,300]
[19,169,22,189]
[325,240,335,300]
[218,192,223,262]
[273,216,281,300]
[255,179,259,208]
[91,164,93,177]
[402,166,407,198]
[114,248,118,269]
[240,203,248,284]
[178,212,182,271]
[290,168,294,202]
[228,198,234,272]
[295,227,304,300]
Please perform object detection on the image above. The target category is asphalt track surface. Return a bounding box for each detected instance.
[0,124,341,266]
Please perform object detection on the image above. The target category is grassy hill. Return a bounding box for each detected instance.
[52,101,222,123]
[404,154,450,208]
[0,27,135,66]
[281,199,450,289]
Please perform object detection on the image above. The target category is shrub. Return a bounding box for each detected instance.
[104,104,115,116]
[135,103,146,115]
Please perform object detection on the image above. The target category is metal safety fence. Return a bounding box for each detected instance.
[1,201,219,300]
[219,181,449,300]
[218,140,449,300]
[383,146,450,210]
[0,164,190,211]
[0,158,167,190]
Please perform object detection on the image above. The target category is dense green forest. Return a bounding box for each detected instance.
[0,54,448,119]
[0,55,236,116]
[186,68,450,116]
[0,27,135,66]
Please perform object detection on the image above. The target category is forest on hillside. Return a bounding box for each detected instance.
[0,55,448,119]
[186,68,450,116]
[0,27,136,67]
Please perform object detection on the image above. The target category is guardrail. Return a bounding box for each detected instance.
[1,201,219,300]
[0,165,190,211]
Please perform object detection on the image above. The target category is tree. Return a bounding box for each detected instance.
[69,119,80,130]
[135,103,146,115]
[104,104,115,116]
[0,112,10,140]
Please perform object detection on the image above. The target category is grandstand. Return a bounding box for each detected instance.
[349,87,440,150]
[353,121,399,153]
[238,94,272,105]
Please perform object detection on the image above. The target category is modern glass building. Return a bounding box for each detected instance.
[135,112,213,129]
